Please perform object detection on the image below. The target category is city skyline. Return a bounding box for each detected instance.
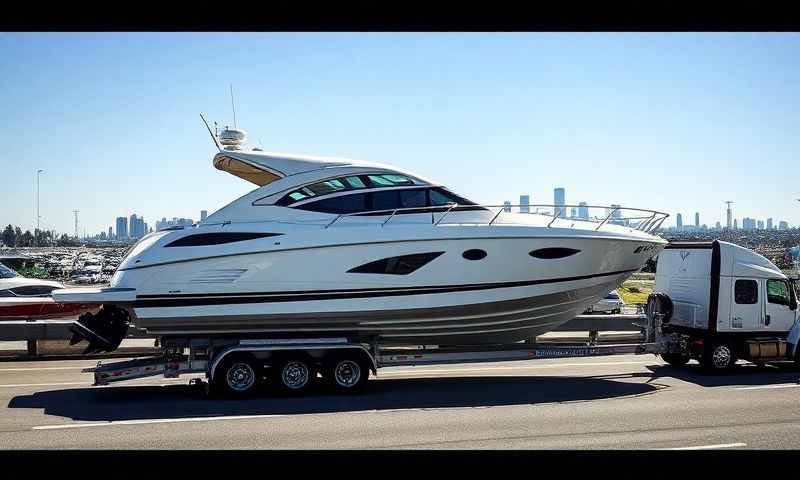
[2,33,800,234]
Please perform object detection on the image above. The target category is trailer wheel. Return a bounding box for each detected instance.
[700,340,737,372]
[211,354,262,398]
[323,356,370,393]
[275,357,315,394]
[660,352,690,367]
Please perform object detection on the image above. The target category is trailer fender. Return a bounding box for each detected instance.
[646,292,673,324]
[209,343,377,381]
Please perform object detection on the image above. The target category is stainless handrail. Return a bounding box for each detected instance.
[595,207,619,231]
[433,203,460,226]
[318,203,669,233]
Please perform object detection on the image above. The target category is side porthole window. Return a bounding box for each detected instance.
[529,248,581,259]
[462,249,487,261]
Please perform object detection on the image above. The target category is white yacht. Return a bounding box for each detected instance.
[53,123,668,353]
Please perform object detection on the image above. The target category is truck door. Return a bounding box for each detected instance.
[730,278,761,330]
[764,279,796,332]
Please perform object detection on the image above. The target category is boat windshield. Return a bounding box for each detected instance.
[0,263,18,279]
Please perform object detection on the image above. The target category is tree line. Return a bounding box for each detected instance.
[1,225,80,247]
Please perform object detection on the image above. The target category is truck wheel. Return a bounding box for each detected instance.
[212,354,262,398]
[275,357,315,394]
[323,356,370,393]
[700,340,737,372]
[660,352,690,367]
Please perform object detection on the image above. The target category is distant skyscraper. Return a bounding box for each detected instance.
[502,201,511,213]
[695,212,699,228]
[570,207,577,218]
[201,210,208,222]
[129,214,138,238]
[578,202,589,220]
[767,218,773,230]
[715,221,721,230]
[734,218,738,230]
[757,219,764,230]
[676,213,683,231]
[116,216,128,239]
[779,221,789,230]
[519,195,530,214]
[726,203,733,229]
[553,188,565,218]
[108,226,113,239]
[610,204,622,225]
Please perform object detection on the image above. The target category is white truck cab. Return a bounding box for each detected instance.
[651,240,799,371]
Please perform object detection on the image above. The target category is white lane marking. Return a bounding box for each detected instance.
[734,384,800,391]
[381,361,649,376]
[658,443,746,450]
[34,414,288,430]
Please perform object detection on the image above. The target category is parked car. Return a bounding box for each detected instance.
[584,290,624,314]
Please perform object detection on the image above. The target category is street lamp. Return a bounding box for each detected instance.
[35,169,44,247]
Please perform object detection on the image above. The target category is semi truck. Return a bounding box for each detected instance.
[648,240,800,371]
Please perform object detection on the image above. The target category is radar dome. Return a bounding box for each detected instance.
[219,127,247,150]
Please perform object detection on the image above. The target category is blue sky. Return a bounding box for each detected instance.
[1,32,798,235]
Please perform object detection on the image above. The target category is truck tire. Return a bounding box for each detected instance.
[700,339,737,373]
[323,356,370,394]
[274,357,315,394]
[660,352,690,367]
[211,354,263,398]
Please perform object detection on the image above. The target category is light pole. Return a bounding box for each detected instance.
[36,169,44,247]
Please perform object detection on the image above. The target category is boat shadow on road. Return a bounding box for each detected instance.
[8,375,658,422]
[641,362,800,387]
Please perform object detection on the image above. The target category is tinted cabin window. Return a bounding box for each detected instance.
[348,252,444,275]
[429,187,475,206]
[295,193,369,214]
[734,280,758,305]
[400,189,427,208]
[371,190,399,211]
[767,279,791,306]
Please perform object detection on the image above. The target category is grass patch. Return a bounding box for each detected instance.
[618,279,654,305]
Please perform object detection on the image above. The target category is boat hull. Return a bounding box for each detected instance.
[57,228,666,347]
[130,276,630,345]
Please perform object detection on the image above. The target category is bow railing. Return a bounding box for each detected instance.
[323,203,669,234]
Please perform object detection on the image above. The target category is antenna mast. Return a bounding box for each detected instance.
[230,84,237,129]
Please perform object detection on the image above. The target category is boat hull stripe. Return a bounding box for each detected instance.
[132,268,637,307]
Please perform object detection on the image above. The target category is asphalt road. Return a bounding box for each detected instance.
[0,354,798,449]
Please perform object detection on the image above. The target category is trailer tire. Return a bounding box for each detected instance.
[211,354,263,398]
[700,339,737,373]
[660,352,690,367]
[323,355,370,393]
[274,357,315,394]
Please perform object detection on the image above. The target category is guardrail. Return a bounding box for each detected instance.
[324,203,669,234]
